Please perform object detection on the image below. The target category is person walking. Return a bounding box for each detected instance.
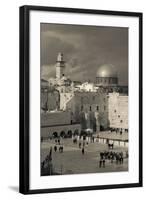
[82,147,85,155]
[103,159,105,167]
[61,145,64,153]
[99,160,102,168]
[54,145,57,152]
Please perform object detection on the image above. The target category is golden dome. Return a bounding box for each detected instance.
[96,64,117,78]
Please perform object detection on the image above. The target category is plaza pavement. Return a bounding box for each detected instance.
[98,131,128,141]
[41,136,128,175]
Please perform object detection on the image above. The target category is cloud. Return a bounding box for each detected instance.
[40,23,128,85]
[41,64,55,80]
[42,30,83,49]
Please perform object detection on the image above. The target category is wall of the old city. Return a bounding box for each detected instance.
[108,93,128,129]
[41,111,72,126]
[65,91,109,129]
[41,89,60,111]
[41,123,81,138]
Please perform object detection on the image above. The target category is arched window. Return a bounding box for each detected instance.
[90,106,92,111]
[81,105,83,111]
[52,132,58,138]
[67,130,72,137]
[74,129,79,136]
[60,131,65,137]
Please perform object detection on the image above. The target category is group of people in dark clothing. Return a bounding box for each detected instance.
[53,138,64,153]
[99,151,126,168]
[54,145,64,153]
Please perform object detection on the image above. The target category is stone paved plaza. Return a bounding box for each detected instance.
[98,131,128,141]
[41,135,128,175]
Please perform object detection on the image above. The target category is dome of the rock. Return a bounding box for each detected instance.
[96,64,118,86]
[96,64,117,78]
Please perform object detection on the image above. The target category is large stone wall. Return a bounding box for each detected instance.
[108,93,128,129]
[41,123,81,138]
[61,91,109,130]
[41,89,60,111]
[41,111,71,126]
[41,86,128,132]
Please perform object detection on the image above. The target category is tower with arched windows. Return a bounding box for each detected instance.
[56,52,66,79]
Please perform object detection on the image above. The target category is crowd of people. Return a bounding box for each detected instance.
[99,150,128,168]
[109,128,128,135]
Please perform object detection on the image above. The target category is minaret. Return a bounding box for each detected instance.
[56,52,65,79]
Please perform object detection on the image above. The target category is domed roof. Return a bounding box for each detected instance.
[96,64,117,78]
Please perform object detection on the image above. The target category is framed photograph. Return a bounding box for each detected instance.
[19,5,143,194]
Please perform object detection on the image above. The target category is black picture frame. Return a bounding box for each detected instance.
[19,5,143,194]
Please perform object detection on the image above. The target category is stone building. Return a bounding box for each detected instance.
[74,82,98,92]
[60,90,109,131]
[41,53,128,137]
[41,111,81,139]
[108,92,128,131]
[41,86,60,112]
[56,52,65,79]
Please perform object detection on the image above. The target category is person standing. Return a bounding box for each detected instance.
[103,159,105,167]
[99,160,102,168]
[54,145,57,152]
[82,147,85,155]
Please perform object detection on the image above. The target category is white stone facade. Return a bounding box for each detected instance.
[108,93,128,129]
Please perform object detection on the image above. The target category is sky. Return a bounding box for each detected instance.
[40,23,128,85]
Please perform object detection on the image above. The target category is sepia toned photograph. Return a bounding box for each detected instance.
[20,6,142,194]
[40,23,129,176]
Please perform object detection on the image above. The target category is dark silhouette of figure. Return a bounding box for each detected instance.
[82,147,85,155]
[61,146,63,153]
[103,159,105,167]
[58,139,60,145]
[99,160,102,168]
[59,146,63,153]
[54,145,57,152]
